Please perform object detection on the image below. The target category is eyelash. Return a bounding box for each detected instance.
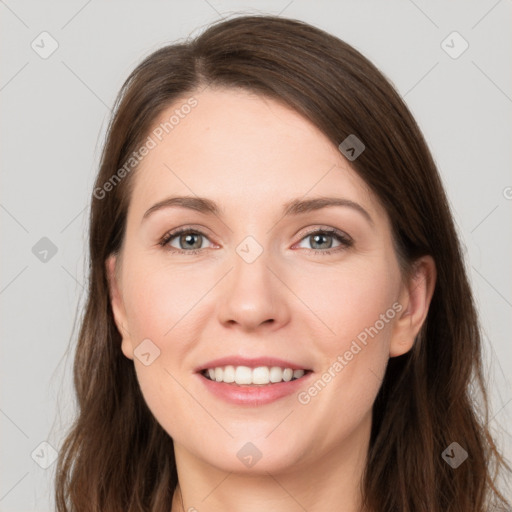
[158,226,353,256]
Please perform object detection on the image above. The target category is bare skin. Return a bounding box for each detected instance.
[106,87,436,512]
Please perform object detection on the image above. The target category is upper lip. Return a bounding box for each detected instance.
[195,356,312,372]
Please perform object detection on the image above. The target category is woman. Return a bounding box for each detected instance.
[55,14,511,512]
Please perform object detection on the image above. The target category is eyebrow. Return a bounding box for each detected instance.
[142,195,374,226]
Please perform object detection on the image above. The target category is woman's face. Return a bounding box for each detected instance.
[107,87,427,475]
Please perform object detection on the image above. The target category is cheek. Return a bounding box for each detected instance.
[120,260,215,428]
[296,260,399,406]
[123,263,199,436]
[122,259,209,340]
[294,259,399,345]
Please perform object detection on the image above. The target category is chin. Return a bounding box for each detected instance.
[196,436,307,475]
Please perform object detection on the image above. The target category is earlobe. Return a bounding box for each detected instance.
[389,256,437,358]
[105,255,134,360]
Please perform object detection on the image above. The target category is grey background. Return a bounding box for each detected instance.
[1,1,511,510]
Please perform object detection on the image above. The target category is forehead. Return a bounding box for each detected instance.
[127,87,382,221]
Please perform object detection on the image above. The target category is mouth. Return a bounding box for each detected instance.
[199,365,313,386]
[197,364,314,406]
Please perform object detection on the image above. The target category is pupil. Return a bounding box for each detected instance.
[183,233,201,249]
[312,234,331,249]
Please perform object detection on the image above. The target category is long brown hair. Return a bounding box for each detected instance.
[54,14,511,511]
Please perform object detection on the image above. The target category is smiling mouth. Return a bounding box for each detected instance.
[200,365,313,386]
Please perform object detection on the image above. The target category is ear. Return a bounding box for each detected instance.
[105,254,134,360]
[389,255,437,358]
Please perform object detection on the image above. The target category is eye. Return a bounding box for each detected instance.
[159,228,214,254]
[294,227,353,255]
[159,226,353,256]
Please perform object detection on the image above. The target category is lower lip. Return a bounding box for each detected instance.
[197,372,314,406]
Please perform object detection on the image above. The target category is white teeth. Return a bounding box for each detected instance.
[269,366,283,383]
[293,369,305,379]
[203,365,308,385]
[235,366,253,385]
[283,368,293,382]
[252,366,270,384]
[223,365,235,383]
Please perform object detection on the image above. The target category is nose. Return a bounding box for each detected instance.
[216,246,290,332]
